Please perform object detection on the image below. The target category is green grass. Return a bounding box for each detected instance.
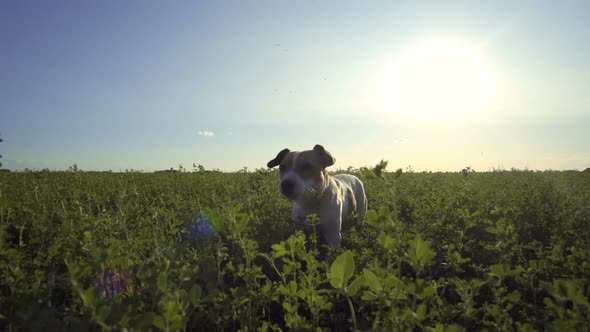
[1,169,589,331]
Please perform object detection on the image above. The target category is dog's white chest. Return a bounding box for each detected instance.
[291,174,367,245]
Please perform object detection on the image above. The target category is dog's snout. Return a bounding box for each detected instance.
[280,180,295,197]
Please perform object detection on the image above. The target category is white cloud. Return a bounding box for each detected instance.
[198,131,215,137]
[394,138,409,144]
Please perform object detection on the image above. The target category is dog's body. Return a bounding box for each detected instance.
[267,145,367,246]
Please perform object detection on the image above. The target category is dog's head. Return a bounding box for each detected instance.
[267,144,335,201]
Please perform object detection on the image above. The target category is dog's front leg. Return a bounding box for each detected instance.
[319,204,343,246]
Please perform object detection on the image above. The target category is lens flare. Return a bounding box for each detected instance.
[96,266,134,299]
[186,208,222,242]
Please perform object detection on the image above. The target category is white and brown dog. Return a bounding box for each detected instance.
[267,144,367,246]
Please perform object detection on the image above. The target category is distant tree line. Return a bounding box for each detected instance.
[0,134,3,169]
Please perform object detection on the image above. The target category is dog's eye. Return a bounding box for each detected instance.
[302,163,312,171]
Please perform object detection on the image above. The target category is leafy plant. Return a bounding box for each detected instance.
[0,170,588,330]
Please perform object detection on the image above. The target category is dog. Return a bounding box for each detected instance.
[267,144,367,246]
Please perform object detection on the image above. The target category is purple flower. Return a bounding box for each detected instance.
[96,266,133,299]
[187,213,215,240]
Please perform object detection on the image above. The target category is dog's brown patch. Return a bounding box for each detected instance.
[292,150,328,182]
[269,145,336,183]
[267,148,290,168]
[278,152,295,175]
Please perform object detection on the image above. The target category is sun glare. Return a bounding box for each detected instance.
[383,41,493,120]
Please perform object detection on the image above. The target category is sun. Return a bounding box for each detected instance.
[382,41,493,120]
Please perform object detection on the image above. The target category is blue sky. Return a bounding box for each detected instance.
[1,1,589,171]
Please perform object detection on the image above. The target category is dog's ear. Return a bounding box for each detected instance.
[313,144,335,168]
[267,148,290,168]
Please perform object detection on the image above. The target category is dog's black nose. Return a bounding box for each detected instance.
[280,180,295,198]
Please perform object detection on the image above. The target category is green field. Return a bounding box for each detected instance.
[1,169,589,331]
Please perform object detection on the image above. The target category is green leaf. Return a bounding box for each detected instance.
[271,243,288,258]
[416,303,427,321]
[361,291,378,301]
[153,315,166,329]
[157,272,168,290]
[365,210,380,227]
[363,269,383,293]
[485,226,497,234]
[95,305,111,323]
[378,206,391,219]
[408,279,436,298]
[377,233,397,251]
[408,234,435,268]
[384,275,405,289]
[189,284,202,306]
[445,324,467,332]
[489,263,510,277]
[48,244,60,258]
[543,297,557,310]
[288,280,298,296]
[80,287,97,308]
[507,290,521,303]
[360,167,377,180]
[282,301,294,313]
[348,275,365,297]
[327,250,355,289]
[137,312,156,329]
